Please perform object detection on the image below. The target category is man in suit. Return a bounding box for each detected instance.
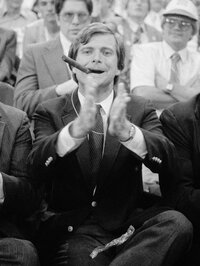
[0,27,17,84]
[160,93,200,265]
[14,0,93,120]
[0,102,39,265]
[28,22,192,265]
[23,0,60,53]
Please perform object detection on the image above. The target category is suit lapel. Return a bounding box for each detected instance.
[61,90,92,191]
[42,37,71,84]
[0,114,5,153]
[194,95,200,154]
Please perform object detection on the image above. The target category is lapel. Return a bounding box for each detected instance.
[96,96,132,190]
[42,37,71,84]
[0,112,5,154]
[194,94,200,154]
[61,89,92,191]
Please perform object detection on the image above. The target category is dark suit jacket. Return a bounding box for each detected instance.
[0,102,38,238]
[160,94,200,232]
[0,27,16,82]
[28,90,177,240]
[14,36,71,119]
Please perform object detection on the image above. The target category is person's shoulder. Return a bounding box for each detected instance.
[162,94,200,122]
[0,26,15,38]
[132,41,161,56]
[0,102,27,124]
[37,94,71,115]
[25,18,44,30]
[26,37,59,54]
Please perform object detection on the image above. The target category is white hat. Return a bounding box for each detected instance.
[163,0,198,21]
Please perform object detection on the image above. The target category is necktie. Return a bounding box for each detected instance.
[169,53,181,84]
[89,104,104,185]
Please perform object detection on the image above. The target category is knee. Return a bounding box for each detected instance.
[161,210,193,241]
[0,238,39,266]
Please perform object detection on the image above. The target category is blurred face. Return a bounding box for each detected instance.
[39,0,56,22]
[163,16,193,50]
[6,0,23,10]
[73,33,120,93]
[127,0,149,21]
[58,0,91,41]
[149,0,163,12]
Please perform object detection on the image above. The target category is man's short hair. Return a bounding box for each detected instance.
[68,22,125,84]
[55,0,93,15]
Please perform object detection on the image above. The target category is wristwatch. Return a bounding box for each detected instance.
[120,124,136,142]
[165,83,173,94]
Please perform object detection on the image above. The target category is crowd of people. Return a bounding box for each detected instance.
[0,0,200,265]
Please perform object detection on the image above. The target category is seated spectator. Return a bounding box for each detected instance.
[23,0,60,54]
[160,93,200,265]
[0,0,37,58]
[131,0,200,114]
[14,0,93,121]
[145,0,165,32]
[0,27,17,85]
[92,0,122,32]
[117,0,162,91]
[0,100,40,265]
[28,22,192,266]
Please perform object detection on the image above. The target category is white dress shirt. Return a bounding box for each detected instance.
[131,40,200,90]
[57,90,147,159]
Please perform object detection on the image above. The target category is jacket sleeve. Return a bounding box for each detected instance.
[0,29,16,81]
[1,113,40,217]
[14,46,57,119]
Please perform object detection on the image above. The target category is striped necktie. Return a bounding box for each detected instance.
[89,104,104,186]
[169,53,181,84]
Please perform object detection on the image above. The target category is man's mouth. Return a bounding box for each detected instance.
[88,69,105,74]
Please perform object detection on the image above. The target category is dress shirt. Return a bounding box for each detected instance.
[59,31,71,57]
[57,90,147,159]
[130,40,200,90]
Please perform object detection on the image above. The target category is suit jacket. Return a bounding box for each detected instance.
[160,94,200,232]
[14,36,71,119]
[28,90,177,240]
[0,102,38,238]
[0,27,16,82]
[23,19,59,54]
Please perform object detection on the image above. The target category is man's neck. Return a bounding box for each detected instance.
[44,20,60,34]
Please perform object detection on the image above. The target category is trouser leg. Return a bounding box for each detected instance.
[110,210,193,266]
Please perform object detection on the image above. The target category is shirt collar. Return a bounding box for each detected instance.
[78,89,114,116]
[59,31,71,56]
[162,40,188,63]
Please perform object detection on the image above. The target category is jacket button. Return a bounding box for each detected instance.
[91,201,97,207]
[67,226,73,232]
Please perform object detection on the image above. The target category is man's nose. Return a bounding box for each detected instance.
[71,14,79,25]
[92,51,102,62]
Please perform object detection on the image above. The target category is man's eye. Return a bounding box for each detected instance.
[103,50,112,56]
[82,49,92,55]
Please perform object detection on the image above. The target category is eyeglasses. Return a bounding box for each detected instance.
[60,12,89,23]
[164,17,192,31]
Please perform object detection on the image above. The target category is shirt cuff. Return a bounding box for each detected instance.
[121,125,147,159]
[56,122,85,157]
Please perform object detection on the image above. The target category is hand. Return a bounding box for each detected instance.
[108,83,131,140]
[70,76,98,138]
[55,79,78,96]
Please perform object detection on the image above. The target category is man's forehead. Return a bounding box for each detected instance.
[80,33,116,47]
